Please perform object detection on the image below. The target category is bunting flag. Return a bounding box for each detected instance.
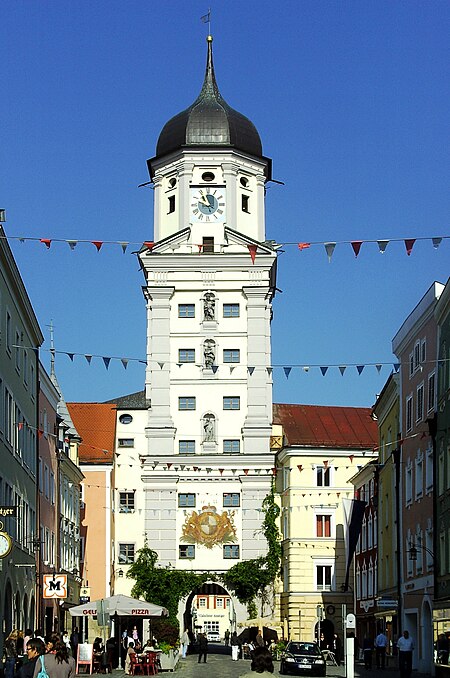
[92,241,103,252]
[248,244,257,263]
[119,242,128,254]
[377,240,389,254]
[351,241,363,257]
[212,365,219,374]
[356,365,365,375]
[339,366,346,376]
[102,357,111,370]
[67,240,77,250]
[324,242,336,262]
[404,239,416,256]
[432,237,442,248]
[297,465,303,472]
[40,238,52,249]
[85,355,92,364]
[320,366,329,376]
[144,241,155,250]
[283,367,292,379]
[298,242,311,250]
[248,366,255,376]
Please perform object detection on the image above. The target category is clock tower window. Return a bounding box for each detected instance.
[203,237,214,253]
[168,195,175,214]
[241,195,249,213]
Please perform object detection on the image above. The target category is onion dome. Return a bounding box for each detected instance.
[155,36,262,159]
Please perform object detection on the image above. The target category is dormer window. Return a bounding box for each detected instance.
[241,195,249,213]
[168,195,176,214]
[169,177,177,188]
[240,177,249,187]
[202,171,215,182]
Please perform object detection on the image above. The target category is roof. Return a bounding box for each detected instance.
[104,390,148,409]
[273,403,378,450]
[67,402,116,463]
[154,36,262,161]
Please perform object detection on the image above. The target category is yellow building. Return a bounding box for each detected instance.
[273,403,378,645]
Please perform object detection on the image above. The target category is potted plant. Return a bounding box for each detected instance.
[152,621,180,672]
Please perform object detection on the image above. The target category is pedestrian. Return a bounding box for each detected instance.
[4,630,20,678]
[436,633,450,665]
[197,633,208,664]
[23,631,33,652]
[33,637,75,678]
[319,633,328,651]
[224,630,230,647]
[16,638,45,678]
[397,631,414,678]
[363,637,373,670]
[375,629,388,669]
[332,634,342,666]
[231,631,240,661]
[180,629,190,658]
[255,631,264,648]
[69,628,78,661]
[239,647,275,677]
[61,632,71,655]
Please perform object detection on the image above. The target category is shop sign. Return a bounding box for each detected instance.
[0,506,16,517]
[43,574,68,599]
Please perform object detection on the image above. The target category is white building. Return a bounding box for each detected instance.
[112,35,279,630]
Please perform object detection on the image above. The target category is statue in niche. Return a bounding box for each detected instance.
[204,339,215,369]
[203,414,215,442]
[203,292,216,321]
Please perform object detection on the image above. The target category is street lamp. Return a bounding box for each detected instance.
[407,543,436,565]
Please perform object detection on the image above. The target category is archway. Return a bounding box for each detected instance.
[182,582,235,654]
[15,592,21,629]
[23,593,29,630]
[421,599,433,672]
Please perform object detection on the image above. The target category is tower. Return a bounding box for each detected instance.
[138,36,277,608]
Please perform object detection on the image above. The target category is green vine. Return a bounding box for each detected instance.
[221,482,281,613]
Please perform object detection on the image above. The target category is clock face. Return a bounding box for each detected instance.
[0,532,12,558]
[190,187,226,223]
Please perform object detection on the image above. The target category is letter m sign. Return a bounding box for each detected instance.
[43,574,68,599]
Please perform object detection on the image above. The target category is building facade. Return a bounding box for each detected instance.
[392,281,444,672]
[274,403,378,644]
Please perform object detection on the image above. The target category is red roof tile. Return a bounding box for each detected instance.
[67,402,116,463]
[273,403,377,449]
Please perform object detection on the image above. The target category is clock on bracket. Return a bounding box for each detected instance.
[190,186,226,223]
[0,521,13,559]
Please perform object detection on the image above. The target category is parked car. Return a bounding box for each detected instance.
[280,642,326,676]
[206,631,221,642]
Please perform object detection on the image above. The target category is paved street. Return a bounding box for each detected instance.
[104,651,433,678]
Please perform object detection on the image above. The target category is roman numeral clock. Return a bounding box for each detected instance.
[190,186,226,222]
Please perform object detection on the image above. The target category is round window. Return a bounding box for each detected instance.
[202,172,215,182]
[119,414,133,425]
[169,177,177,188]
[240,176,249,187]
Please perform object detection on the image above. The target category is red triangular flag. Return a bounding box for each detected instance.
[144,241,155,250]
[297,465,303,472]
[40,239,52,249]
[348,455,354,463]
[351,241,363,257]
[92,241,103,252]
[404,239,416,256]
[243,469,249,476]
[298,243,311,250]
[219,469,224,475]
[248,244,257,263]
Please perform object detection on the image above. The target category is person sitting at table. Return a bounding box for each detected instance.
[124,642,136,675]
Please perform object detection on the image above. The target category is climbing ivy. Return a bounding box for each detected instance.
[127,543,210,625]
[221,482,282,613]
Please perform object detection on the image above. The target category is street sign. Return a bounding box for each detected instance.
[43,574,67,599]
[377,600,398,608]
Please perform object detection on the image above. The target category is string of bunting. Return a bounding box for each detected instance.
[2,233,449,261]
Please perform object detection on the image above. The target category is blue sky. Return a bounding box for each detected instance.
[1,0,449,407]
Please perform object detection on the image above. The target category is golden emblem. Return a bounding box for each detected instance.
[181,506,236,548]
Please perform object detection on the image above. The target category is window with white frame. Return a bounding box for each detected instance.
[179,440,196,454]
[406,534,413,576]
[119,491,135,513]
[416,383,424,423]
[406,395,413,432]
[414,341,420,371]
[118,543,135,564]
[361,516,367,551]
[368,559,374,597]
[316,466,331,487]
[283,512,289,540]
[438,446,445,495]
[374,513,378,547]
[356,564,361,599]
[223,545,240,559]
[223,493,240,507]
[179,545,195,559]
[421,339,426,364]
[368,513,373,548]
[405,461,413,504]
[223,349,240,363]
[15,330,21,372]
[428,371,436,412]
[409,352,414,377]
[316,514,332,538]
[315,563,333,591]
[415,453,423,499]
[223,303,240,318]
[283,467,289,491]
[178,349,195,363]
[362,562,367,598]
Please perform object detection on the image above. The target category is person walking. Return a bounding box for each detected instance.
[362,637,373,670]
[397,631,414,678]
[332,634,342,666]
[69,628,79,662]
[16,639,45,678]
[197,633,208,664]
[33,637,75,678]
[4,630,19,678]
[231,631,240,661]
[375,629,388,669]
[224,630,230,647]
[239,647,275,677]
[180,629,190,658]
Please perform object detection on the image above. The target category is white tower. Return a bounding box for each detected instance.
[138,37,277,594]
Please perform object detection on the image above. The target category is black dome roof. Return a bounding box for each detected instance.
[155,37,262,159]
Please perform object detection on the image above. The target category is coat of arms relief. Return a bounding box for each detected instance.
[181,505,237,548]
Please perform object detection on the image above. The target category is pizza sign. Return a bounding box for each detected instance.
[43,574,68,599]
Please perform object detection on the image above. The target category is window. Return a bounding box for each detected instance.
[203,237,214,253]
[316,466,330,487]
[223,397,240,410]
[223,493,240,507]
[316,565,332,591]
[415,454,423,498]
[178,304,195,318]
[15,331,21,372]
[23,350,28,386]
[178,493,195,508]
[6,311,12,353]
[421,339,426,364]
[241,195,249,213]
[409,352,414,377]
[406,395,413,432]
[198,598,207,608]
[119,492,135,513]
[118,543,135,564]
[223,545,240,559]
[223,440,240,454]
[405,461,413,504]
[428,372,436,412]
[223,304,240,318]
[179,349,195,363]
[223,349,240,363]
[426,445,433,491]
[118,438,134,448]
[216,598,223,608]
[179,440,195,454]
[119,414,133,425]
[316,515,331,537]
[168,195,175,214]
[414,341,420,371]
[179,545,195,559]
[416,384,424,422]
[179,397,196,410]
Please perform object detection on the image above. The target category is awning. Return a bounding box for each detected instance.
[69,594,168,617]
